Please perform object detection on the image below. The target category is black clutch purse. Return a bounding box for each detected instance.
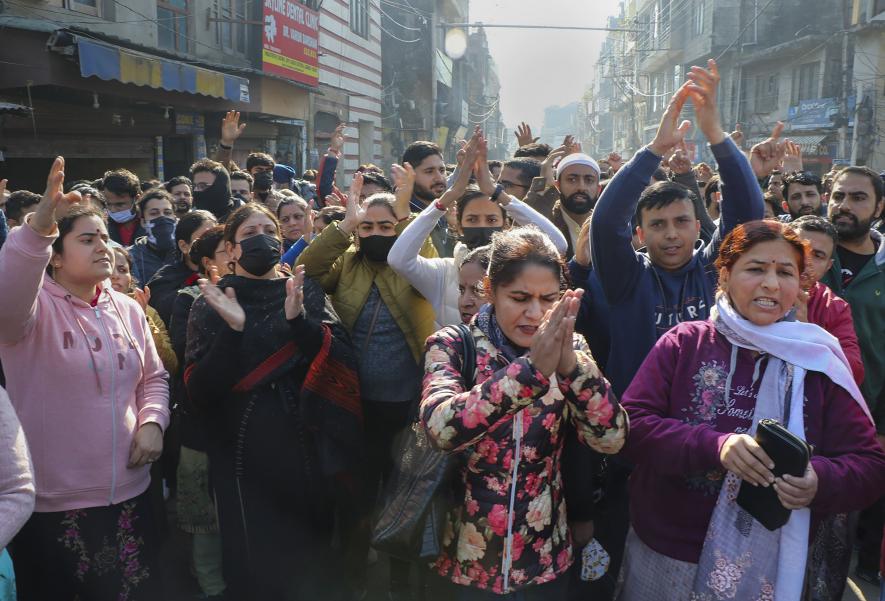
[736,419,812,531]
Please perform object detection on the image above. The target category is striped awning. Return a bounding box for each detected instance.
[76,38,248,102]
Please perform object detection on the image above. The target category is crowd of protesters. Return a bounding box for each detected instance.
[0,59,884,601]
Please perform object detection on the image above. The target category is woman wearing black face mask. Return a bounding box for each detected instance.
[389,128,567,326]
[296,173,437,599]
[184,203,362,601]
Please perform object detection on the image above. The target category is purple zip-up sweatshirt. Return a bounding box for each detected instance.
[620,320,885,563]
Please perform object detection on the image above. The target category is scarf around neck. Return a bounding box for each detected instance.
[474,304,525,362]
[691,295,872,600]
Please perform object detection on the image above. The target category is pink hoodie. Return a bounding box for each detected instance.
[0,223,170,513]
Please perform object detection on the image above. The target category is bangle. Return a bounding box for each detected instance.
[219,142,232,150]
[434,200,446,211]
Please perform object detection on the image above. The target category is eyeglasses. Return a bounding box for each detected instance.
[499,180,528,191]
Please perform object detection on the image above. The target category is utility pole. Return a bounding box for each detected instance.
[838,0,851,161]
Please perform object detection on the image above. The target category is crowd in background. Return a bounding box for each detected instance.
[0,59,884,601]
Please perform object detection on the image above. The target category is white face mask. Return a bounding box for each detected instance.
[108,208,135,224]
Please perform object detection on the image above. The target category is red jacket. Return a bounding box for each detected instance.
[806,281,865,386]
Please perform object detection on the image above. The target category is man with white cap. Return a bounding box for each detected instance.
[522,137,600,258]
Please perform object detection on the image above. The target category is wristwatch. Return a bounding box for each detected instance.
[490,183,504,202]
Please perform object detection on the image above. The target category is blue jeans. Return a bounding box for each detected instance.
[879,576,884,601]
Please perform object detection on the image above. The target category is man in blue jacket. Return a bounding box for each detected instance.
[591,60,764,398]
[585,61,764,598]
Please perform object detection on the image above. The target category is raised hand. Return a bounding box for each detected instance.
[473,130,499,198]
[133,286,151,312]
[669,140,693,175]
[782,140,803,173]
[0,179,6,203]
[541,141,572,187]
[455,139,468,167]
[649,84,692,158]
[330,123,346,153]
[574,221,591,268]
[686,59,725,145]
[556,289,583,378]
[338,172,363,234]
[220,111,246,146]
[750,121,786,179]
[515,122,539,146]
[391,162,416,220]
[794,288,809,323]
[198,279,246,332]
[31,157,82,236]
[729,123,744,147]
[285,264,306,320]
[607,151,623,173]
[529,297,569,378]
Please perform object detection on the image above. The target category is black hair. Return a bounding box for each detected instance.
[488,160,503,171]
[230,170,254,190]
[635,181,696,226]
[458,244,491,271]
[456,185,502,225]
[188,224,226,275]
[276,195,310,218]
[317,205,346,226]
[360,171,393,192]
[651,168,669,183]
[164,176,193,192]
[361,193,398,221]
[5,190,41,223]
[136,189,174,217]
[175,209,217,247]
[501,158,542,186]
[189,158,228,180]
[246,152,275,172]
[704,175,720,209]
[513,143,552,159]
[223,204,280,246]
[487,226,567,291]
[790,214,839,247]
[782,171,823,201]
[402,141,442,169]
[49,206,106,274]
[834,166,884,207]
[141,179,162,193]
[100,169,140,199]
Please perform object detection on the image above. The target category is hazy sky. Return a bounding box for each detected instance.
[468,0,622,135]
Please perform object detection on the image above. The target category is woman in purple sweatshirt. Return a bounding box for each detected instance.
[618,220,885,600]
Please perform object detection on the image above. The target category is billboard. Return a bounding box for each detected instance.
[262,0,319,87]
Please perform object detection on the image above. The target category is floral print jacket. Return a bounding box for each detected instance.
[420,324,627,594]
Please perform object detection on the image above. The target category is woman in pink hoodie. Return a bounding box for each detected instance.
[0,158,170,601]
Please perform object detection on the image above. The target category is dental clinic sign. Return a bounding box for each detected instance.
[262,0,319,87]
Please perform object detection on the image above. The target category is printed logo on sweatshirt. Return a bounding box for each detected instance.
[654,296,708,335]
[62,330,135,371]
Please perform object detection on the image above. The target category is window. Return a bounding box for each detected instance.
[158,0,188,52]
[754,74,779,112]
[693,0,705,35]
[791,62,820,104]
[350,0,368,38]
[67,0,100,17]
[214,0,246,54]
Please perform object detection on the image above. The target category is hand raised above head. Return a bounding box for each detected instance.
[31,157,82,236]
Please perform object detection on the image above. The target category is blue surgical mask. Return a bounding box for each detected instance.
[108,208,135,224]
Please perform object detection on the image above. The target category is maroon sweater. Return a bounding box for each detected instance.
[620,320,885,563]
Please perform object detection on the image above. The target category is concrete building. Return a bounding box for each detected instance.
[850,0,885,170]
[314,0,383,183]
[0,0,321,187]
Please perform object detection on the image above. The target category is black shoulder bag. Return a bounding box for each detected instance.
[371,323,476,560]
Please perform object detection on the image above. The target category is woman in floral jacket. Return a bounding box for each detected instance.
[421,226,627,599]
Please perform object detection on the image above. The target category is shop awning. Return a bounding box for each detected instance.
[0,102,33,116]
[75,38,248,102]
[745,134,829,155]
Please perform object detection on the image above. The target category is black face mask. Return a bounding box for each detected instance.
[461,226,503,249]
[562,192,595,215]
[254,171,274,191]
[146,216,177,252]
[193,170,232,220]
[237,234,281,276]
[359,235,396,263]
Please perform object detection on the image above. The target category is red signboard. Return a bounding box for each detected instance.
[262,0,319,87]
